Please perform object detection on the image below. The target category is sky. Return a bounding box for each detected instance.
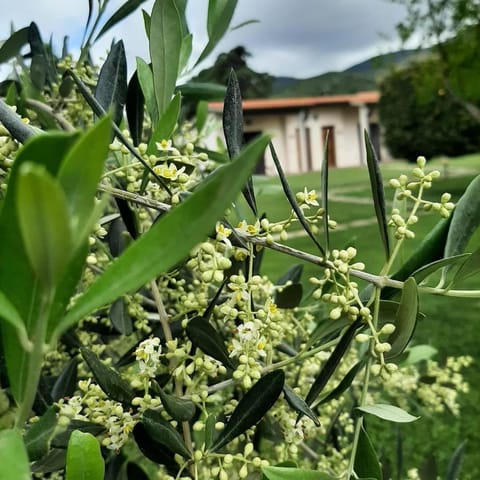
[0,0,414,80]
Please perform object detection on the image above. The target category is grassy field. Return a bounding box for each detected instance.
[249,153,480,478]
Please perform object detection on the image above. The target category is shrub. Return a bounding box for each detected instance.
[379,58,480,160]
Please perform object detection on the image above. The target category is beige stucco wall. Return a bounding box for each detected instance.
[206,103,388,175]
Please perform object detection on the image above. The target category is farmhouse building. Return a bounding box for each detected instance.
[208,91,390,175]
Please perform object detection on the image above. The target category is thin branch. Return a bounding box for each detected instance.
[24,98,75,131]
[0,99,36,143]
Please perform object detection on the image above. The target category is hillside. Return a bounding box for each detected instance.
[271,48,429,98]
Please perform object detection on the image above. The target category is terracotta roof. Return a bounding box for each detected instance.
[209,91,380,112]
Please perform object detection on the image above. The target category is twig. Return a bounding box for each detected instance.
[0,99,36,143]
[24,98,75,131]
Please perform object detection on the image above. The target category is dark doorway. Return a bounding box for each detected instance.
[243,131,265,174]
[322,126,336,167]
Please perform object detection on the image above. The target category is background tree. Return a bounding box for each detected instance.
[192,45,273,98]
[391,0,480,120]
[379,58,480,160]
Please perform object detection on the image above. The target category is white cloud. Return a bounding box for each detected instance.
[0,0,411,80]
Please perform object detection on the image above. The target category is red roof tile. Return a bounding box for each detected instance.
[209,91,380,112]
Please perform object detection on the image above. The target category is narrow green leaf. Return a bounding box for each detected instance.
[451,247,480,286]
[283,385,320,426]
[30,448,66,474]
[65,431,105,480]
[403,345,437,365]
[275,283,303,309]
[0,429,31,480]
[186,317,235,370]
[306,317,350,350]
[412,254,470,285]
[211,370,285,451]
[142,408,191,459]
[223,69,257,215]
[322,129,330,252]
[0,289,30,350]
[385,277,418,360]
[231,19,260,31]
[16,164,71,287]
[364,130,390,260]
[81,348,134,404]
[0,131,78,402]
[178,33,193,75]
[24,406,58,461]
[126,71,145,146]
[196,100,208,133]
[262,466,336,480]
[109,297,133,335]
[59,74,74,98]
[147,92,181,154]
[269,142,325,256]
[317,359,366,406]
[95,41,127,127]
[57,115,111,243]
[357,404,419,423]
[444,174,480,258]
[142,9,151,38]
[304,320,361,408]
[150,0,183,117]
[55,135,270,339]
[0,26,30,63]
[157,386,196,422]
[175,81,226,101]
[136,57,159,124]
[95,0,148,41]
[276,264,303,285]
[51,357,79,402]
[28,22,55,86]
[446,440,467,480]
[204,414,216,450]
[83,0,94,46]
[132,423,180,473]
[223,69,244,158]
[195,0,237,66]
[355,424,383,480]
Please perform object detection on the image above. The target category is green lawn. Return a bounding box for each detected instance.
[253,153,480,478]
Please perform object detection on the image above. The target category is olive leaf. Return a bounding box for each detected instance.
[283,385,320,426]
[51,357,79,402]
[385,277,418,360]
[354,424,383,480]
[262,466,336,480]
[126,70,145,146]
[65,431,104,480]
[364,129,390,260]
[357,404,419,423]
[95,40,127,127]
[304,319,361,408]
[186,316,236,370]
[223,69,257,215]
[157,386,196,422]
[0,429,31,480]
[142,409,192,459]
[24,406,58,461]
[80,348,134,404]
[269,142,325,256]
[211,370,285,451]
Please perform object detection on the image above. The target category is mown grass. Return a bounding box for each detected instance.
[253,153,480,478]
